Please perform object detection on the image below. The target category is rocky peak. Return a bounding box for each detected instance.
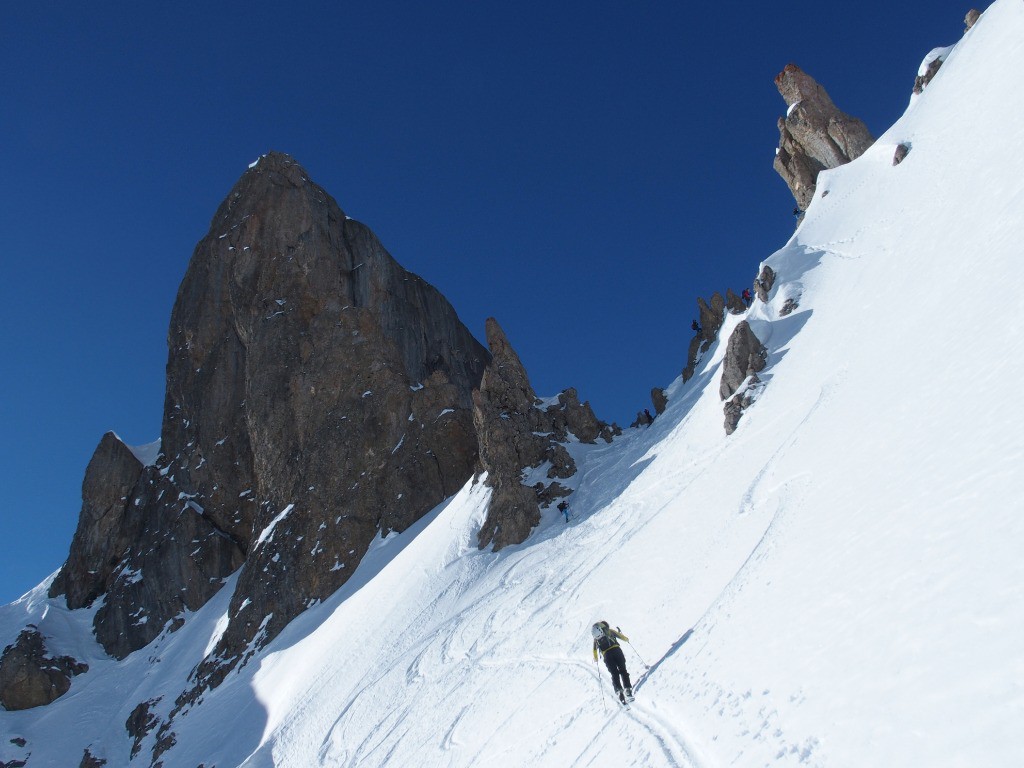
[49,153,490,688]
[773,64,874,212]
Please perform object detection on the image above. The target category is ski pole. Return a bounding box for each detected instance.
[595,657,607,712]
[625,639,650,669]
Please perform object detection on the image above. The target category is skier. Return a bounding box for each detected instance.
[592,621,633,703]
[558,500,571,523]
[741,288,752,307]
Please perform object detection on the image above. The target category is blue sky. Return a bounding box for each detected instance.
[0,1,969,605]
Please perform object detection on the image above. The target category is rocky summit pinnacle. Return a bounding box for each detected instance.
[773,64,874,212]
[48,152,490,682]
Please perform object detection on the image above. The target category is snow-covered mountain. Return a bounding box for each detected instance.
[3,1,1023,765]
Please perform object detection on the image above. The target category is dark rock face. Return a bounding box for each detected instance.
[126,698,161,759]
[51,153,489,676]
[48,432,143,608]
[720,321,768,401]
[773,64,874,212]
[893,143,911,166]
[651,387,668,415]
[965,9,980,30]
[474,318,616,550]
[93,462,245,658]
[0,628,87,711]
[79,749,106,768]
[683,292,730,383]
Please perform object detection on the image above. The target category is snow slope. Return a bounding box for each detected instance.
[3,1,1024,765]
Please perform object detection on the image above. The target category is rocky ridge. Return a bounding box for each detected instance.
[473,318,618,550]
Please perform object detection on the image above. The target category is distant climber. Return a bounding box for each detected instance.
[792,206,802,218]
[592,621,633,703]
[741,288,752,307]
[558,500,571,523]
[644,408,654,425]
[691,319,701,333]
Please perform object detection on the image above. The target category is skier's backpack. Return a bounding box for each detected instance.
[592,621,617,653]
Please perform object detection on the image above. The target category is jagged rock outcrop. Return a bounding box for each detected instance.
[79,749,106,768]
[913,56,945,95]
[0,628,87,711]
[720,321,768,434]
[723,381,763,435]
[50,153,490,679]
[683,292,730,383]
[720,321,768,401]
[893,143,911,166]
[965,8,981,30]
[474,318,616,550]
[126,699,160,759]
[48,433,144,608]
[725,288,746,315]
[773,64,874,212]
[754,265,776,303]
[651,388,668,415]
[630,410,654,428]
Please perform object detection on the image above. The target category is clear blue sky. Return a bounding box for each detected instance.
[0,1,969,605]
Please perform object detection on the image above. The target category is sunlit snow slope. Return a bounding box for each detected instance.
[2,2,1023,766]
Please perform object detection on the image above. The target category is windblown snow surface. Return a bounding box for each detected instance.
[3,2,1024,766]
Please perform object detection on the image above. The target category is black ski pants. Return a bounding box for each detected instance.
[603,646,631,692]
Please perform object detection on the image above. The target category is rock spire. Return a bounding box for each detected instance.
[773,64,874,213]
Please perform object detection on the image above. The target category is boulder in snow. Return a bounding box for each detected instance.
[0,628,87,711]
[720,321,768,402]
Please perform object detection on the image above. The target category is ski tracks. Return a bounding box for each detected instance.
[565,658,702,768]
[622,698,705,768]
